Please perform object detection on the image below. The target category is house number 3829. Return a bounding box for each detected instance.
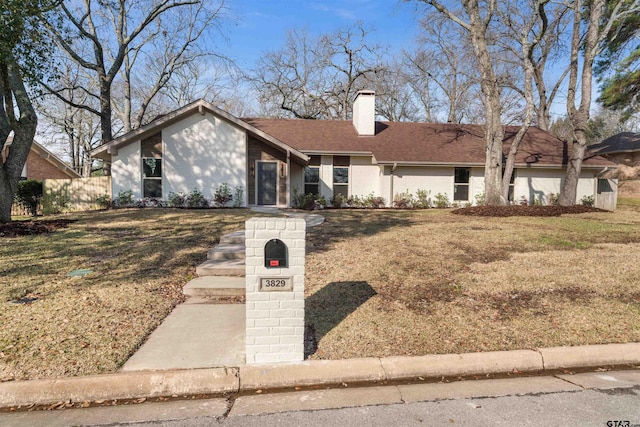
[259,277,292,292]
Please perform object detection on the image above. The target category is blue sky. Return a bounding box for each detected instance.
[225,0,424,69]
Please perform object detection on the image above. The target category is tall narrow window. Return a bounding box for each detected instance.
[454,167,470,201]
[508,169,516,202]
[304,156,320,195]
[333,156,350,198]
[142,135,162,198]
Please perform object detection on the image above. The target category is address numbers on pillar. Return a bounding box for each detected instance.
[259,277,293,292]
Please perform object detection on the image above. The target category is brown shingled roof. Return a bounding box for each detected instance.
[243,118,614,168]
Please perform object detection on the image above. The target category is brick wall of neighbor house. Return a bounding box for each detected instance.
[247,136,288,205]
[25,151,73,180]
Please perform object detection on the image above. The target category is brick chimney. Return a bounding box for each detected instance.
[352,90,375,136]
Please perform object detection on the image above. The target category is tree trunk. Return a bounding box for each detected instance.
[559,0,604,206]
[0,54,37,223]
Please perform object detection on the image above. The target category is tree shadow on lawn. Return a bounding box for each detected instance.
[306,210,417,254]
[304,281,376,358]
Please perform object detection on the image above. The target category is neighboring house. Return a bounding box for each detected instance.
[590,132,640,166]
[90,92,617,209]
[2,137,80,180]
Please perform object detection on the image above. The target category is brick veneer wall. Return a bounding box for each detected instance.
[245,217,306,364]
[26,152,73,180]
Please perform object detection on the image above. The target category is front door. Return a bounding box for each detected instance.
[257,161,278,205]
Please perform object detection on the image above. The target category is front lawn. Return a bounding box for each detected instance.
[2,204,640,381]
[0,209,253,381]
[304,206,640,359]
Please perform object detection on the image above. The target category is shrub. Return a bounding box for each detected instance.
[346,194,364,208]
[364,193,386,209]
[14,179,43,216]
[168,191,186,208]
[518,196,529,206]
[186,188,209,208]
[135,198,165,208]
[331,193,346,208]
[114,190,134,207]
[474,192,486,206]
[548,193,561,206]
[414,189,431,209]
[393,190,414,209]
[580,194,595,207]
[316,195,327,208]
[95,193,112,209]
[42,188,71,215]
[214,183,232,207]
[233,186,244,208]
[433,193,450,208]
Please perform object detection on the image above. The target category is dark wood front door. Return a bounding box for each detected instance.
[257,161,278,205]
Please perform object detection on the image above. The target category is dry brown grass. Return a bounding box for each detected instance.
[305,207,640,359]
[0,209,253,381]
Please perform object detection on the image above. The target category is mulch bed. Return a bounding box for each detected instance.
[452,205,607,217]
[0,219,77,237]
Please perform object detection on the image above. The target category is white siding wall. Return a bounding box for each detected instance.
[112,140,141,199]
[514,168,596,204]
[319,155,333,200]
[350,156,379,197]
[290,162,304,201]
[392,166,454,202]
[163,112,247,203]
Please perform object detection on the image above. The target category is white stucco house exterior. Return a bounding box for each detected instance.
[91,92,618,210]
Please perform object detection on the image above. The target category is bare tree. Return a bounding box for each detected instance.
[374,59,421,122]
[407,14,478,123]
[559,0,640,205]
[250,23,386,120]
[38,0,228,175]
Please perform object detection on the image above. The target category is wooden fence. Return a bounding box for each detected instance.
[43,176,112,212]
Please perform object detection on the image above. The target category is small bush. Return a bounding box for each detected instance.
[580,194,595,207]
[42,188,71,215]
[135,198,165,208]
[393,190,414,209]
[168,192,186,208]
[95,193,112,209]
[548,193,561,206]
[15,179,43,216]
[186,188,209,208]
[233,186,244,208]
[214,183,232,207]
[364,193,386,209]
[331,193,346,208]
[518,196,529,206]
[346,194,364,208]
[114,190,134,207]
[474,192,486,206]
[414,189,431,209]
[433,193,450,208]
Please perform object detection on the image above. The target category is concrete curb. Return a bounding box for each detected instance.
[1,343,639,409]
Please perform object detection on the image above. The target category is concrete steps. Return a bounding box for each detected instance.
[219,230,245,245]
[189,230,246,300]
[207,243,245,260]
[183,276,245,297]
[196,258,245,277]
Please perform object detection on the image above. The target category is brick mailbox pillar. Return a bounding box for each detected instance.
[245,217,306,364]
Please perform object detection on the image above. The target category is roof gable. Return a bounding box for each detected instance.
[90,99,308,163]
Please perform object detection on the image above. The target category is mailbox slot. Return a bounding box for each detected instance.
[264,238,288,268]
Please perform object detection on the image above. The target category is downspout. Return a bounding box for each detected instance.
[390,162,398,207]
[286,151,291,208]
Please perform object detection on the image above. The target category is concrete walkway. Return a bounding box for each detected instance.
[120,208,325,372]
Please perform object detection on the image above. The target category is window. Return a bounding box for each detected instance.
[304,156,320,195]
[454,167,470,201]
[507,169,515,202]
[142,136,162,198]
[333,156,349,198]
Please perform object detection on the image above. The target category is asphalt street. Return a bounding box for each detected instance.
[1,371,639,427]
